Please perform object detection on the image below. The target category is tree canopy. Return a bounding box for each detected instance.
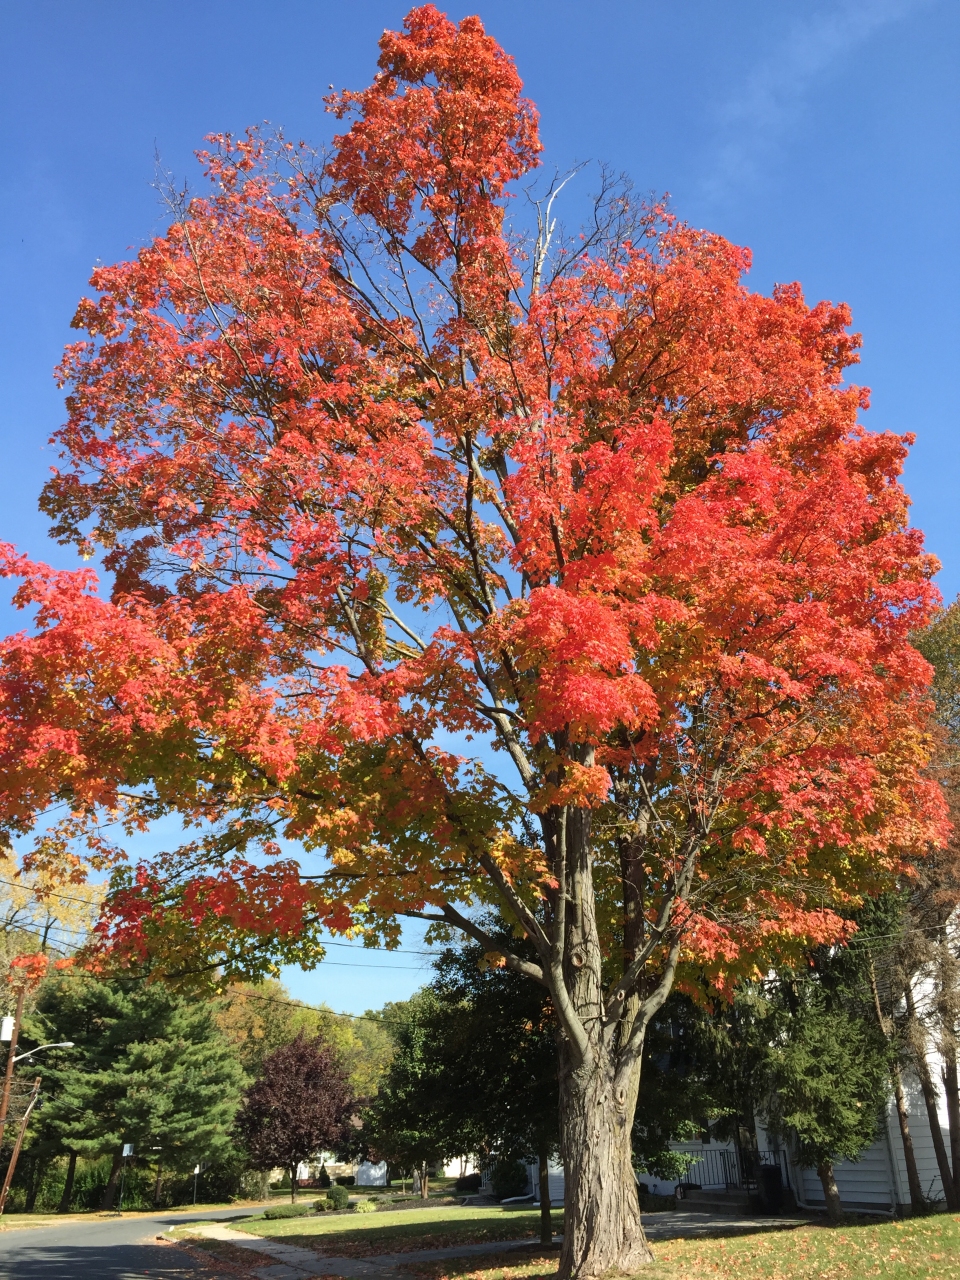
[235,1031,353,1201]
[0,6,945,1274]
[24,970,245,1209]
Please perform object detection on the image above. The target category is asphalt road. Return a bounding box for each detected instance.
[0,1204,266,1279]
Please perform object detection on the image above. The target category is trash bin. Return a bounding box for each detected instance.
[757,1164,784,1213]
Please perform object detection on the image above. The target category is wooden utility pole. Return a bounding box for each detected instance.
[0,1077,41,1214]
[0,986,26,1153]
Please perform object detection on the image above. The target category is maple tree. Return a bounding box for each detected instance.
[235,1033,353,1202]
[0,6,948,1273]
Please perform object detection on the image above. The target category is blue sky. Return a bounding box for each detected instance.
[1,0,957,1011]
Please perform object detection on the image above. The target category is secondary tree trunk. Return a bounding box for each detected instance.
[538,1147,553,1247]
[942,1048,960,1206]
[890,1062,926,1215]
[99,1149,124,1211]
[153,1162,164,1207]
[58,1152,77,1213]
[418,1162,429,1200]
[557,1045,653,1280]
[817,1160,843,1223]
[289,1164,298,1203]
[24,1154,44,1211]
[905,987,958,1210]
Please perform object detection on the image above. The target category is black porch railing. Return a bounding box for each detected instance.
[681,1146,789,1192]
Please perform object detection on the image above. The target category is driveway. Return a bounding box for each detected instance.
[0,1204,267,1279]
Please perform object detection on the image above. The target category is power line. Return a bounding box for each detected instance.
[216,987,409,1027]
[0,875,444,956]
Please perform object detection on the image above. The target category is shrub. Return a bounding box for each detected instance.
[317,1166,331,1189]
[312,1198,330,1212]
[263,1203,313,1219]
[454,1172,483,1195]
[352,1198,377,1213]
[336,1175,355,1186]
[326,1184,350,1210]
[490,1158,529,1201]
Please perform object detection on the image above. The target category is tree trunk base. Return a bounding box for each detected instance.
[558,1057,654,1279]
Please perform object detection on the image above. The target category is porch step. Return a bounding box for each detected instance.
[680,1189,753,1214]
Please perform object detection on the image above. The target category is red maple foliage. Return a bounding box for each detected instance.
[0,8,947,1273]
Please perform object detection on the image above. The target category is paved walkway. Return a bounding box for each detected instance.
[179,1210,810,1280]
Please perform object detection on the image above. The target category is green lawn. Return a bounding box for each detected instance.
[401,1213,960,1280]
[234,1203,564,1257]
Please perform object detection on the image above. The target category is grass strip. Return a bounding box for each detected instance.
[399,1214,960,1280]
[235,1205,564,1257]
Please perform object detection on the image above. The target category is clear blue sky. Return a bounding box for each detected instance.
[1,0,957,1011]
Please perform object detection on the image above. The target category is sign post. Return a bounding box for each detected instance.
[118,1144,134,1213]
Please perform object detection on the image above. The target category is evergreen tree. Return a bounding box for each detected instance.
[762,992,890,1222]
[25,971,245,1209]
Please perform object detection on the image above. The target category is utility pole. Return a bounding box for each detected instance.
[0,987,26,1154]
[0,1076,41,1215]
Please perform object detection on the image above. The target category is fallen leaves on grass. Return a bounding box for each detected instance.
[398,1216,960,1280]
[286,1227,548,1259]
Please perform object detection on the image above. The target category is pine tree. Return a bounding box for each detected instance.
[761,986,890,1222]
[26,971,245,1209]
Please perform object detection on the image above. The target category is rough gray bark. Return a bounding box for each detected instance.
[868,959,925,1214]
[942,1047,960,1204]
[891,1064,927,1214]
[817,1159,843,1222]
[417,753,705,1275]
[558,1041,653,1278]
[551,806,662,1279]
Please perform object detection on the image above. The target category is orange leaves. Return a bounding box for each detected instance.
[326,5,540,282]
[505,587,658,743]
[0,6,947,990]
[7,951,50,991]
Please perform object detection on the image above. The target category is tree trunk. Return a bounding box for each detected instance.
[905,987,957,1210]
[290,1164,298,1203]
[890,1062,926,1215]
[557,1047,653,1280]
[418,1162,429,1200]
[58,1152,77,1214]
[153,1162,164,1208]
[99,1150,124,1211]
[867,960,925,1215]
[24,1154,44,1212]
[538,1147,553,1247]
[817,1160,843,1223]
[550,804,656,1280]
[942,1048,960,1206]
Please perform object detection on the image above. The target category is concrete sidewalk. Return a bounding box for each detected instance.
[172,1210,809,1280]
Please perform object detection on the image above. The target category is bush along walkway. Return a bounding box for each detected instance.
[166,1211,811,1280]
